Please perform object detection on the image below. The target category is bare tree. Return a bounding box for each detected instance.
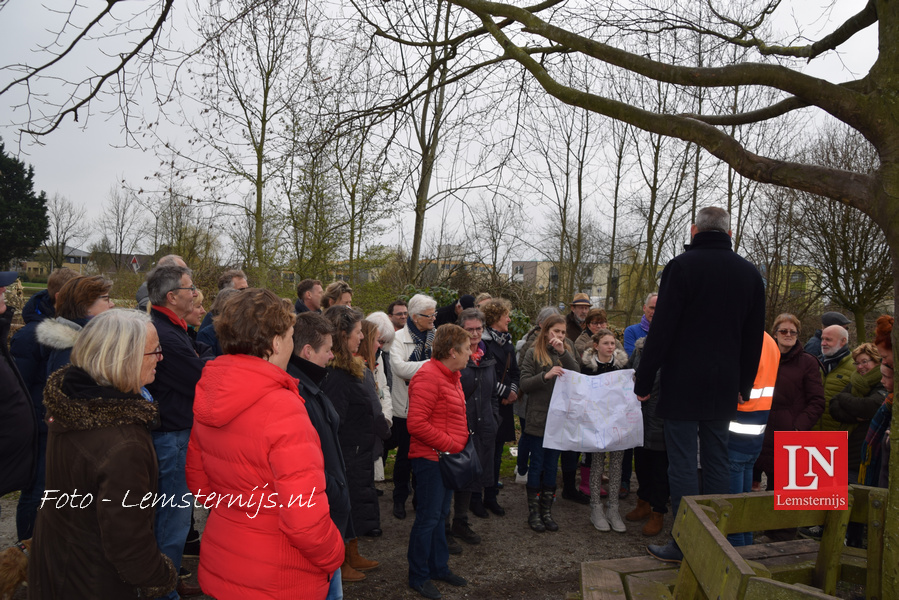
[96,186,143,270]
[43,194,88,269]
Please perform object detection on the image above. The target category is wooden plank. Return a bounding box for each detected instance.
[693,493,826,533]
[581,563,626,600]
[625,574,674,600]
[848,484,871,523]
[737,538,819,561]
[705,498,732,535]
[743,577,841,600]
[674,497,756,600]
[751,555,817,586]
[673,560,702,600]
[595,555,678,575]
[839,548,867,586]
[813,491,853,595]
[865,487,887,599]
[632,568,680,588]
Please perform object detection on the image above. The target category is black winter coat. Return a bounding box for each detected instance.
[829,367,887,475]
[321,364,383,536]
[287,356,354,540]
[482,328,521,443]
[146,308,214,431]
[459,348,499,491]
[0,307,37,497]
[10,289,54,433]
[633,231,766,421]
[628,339,665,451]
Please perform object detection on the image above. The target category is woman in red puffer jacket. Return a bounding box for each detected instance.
[406,324,471,599]
[186,289,344,600]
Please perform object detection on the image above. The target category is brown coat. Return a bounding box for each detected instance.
[29,366,177,600]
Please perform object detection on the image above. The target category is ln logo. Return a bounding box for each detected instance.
[773,431,848,510]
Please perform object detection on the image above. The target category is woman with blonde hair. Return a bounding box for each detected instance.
[358,319,393,485]
[519,314,579,532]
[30,309,177,599]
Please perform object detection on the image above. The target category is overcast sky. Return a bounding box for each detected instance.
[0,1,879,253]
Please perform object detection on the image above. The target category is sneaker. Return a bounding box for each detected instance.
[410,580,442,599]
[515,472,528,484]
[798,525,823,541]
[451,521,482,545]
[590,504,610,532]
[435,571,468,586]
[647,540,683,564]
[179,566,192,580]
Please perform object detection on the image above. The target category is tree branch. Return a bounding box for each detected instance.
[466,8,877,216]
[683,96,809,126]
[449,0,865,125]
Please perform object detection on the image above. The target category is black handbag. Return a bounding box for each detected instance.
[438,433,482,491]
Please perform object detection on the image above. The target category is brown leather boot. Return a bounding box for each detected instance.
[642,511,664,536]
[626,498,651,522]
[346,538,379,571]
[341,559,366,582]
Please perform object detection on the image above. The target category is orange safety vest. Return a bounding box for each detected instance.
[729,332,780,437]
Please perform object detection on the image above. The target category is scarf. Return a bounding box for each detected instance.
[406,316,434,362]
[850,365,883,397]
[640,314,651,333]
[859,393,893,485]
[487,326,512,348]
[820,344,850,375]
[470,341,485,366]
[151,305,188,331]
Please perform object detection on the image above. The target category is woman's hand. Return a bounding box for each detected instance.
[548,337,565,353]
[544,366,564,381]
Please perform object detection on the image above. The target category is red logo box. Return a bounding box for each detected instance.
[773,431,848,510]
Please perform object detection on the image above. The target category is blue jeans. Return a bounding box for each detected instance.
[152,429,193,600]
[524,434,560,488]
[727,446,760,546]
[664,419,730,522]
[16,431,47,539]
[326,567,343,600]
[408,458,453,587]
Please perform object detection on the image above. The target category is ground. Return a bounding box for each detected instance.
[1,469,662,599]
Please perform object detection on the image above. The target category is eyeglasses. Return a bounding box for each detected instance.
[392,311,408,318]
[854,358,874,367]
[173,286,197,293]
[464,327,483,335]
[417,313,436,320]
[776,329,798,336]
[144,347,163,358]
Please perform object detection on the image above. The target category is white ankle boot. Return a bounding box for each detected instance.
[590,503,610,532]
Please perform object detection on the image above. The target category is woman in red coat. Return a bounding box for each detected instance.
[406,324,472,599]
[186,289,344,600]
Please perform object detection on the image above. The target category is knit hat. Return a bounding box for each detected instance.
[822,312,851,327]
[570,293,591,307]
[459,295,476,309]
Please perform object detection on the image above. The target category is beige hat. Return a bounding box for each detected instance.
[570,293,591,306]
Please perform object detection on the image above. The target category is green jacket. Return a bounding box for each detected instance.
[814,353,856,433]
[520,344,579,437]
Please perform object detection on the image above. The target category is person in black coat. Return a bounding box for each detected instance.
[0,271,38,512]
[322,306,385,542]
[288,312,379,587]
[434,295,476,328]
[476,298,520,517]
[9,269,77,540]
[447,308,499,546]
[634,207,765,562]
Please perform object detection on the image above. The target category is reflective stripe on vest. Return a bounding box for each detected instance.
[729,421,766,435]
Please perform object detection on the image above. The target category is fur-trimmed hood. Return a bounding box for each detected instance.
[43,365,158,432]
[581,347,629,371]
[36,317,82,351]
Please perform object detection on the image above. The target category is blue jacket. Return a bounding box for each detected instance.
[623,323,647,356]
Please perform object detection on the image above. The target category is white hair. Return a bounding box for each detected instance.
[407,294,437,317]
[365,311,395,345]
[644,292,658,306]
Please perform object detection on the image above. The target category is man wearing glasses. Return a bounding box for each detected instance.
[146,265,214,599]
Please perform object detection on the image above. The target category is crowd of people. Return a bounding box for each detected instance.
[0,206,894,599]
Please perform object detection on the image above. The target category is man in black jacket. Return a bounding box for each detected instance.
[634,207,765,563]
[0,271,38,513]
[146,265,213,598]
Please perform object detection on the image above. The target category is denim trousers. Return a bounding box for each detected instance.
[325,567,343,600]
[408,458,453,587]
[152,429,193,600]
[523,433,560,488]
[16,431,47,539]
[663,419,730,521]
[392,417,413,503]
[727,446,760,547]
